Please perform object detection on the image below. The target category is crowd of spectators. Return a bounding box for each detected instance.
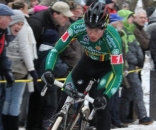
[0,0,156,130]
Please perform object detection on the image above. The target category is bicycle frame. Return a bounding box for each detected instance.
[50,79,96,130]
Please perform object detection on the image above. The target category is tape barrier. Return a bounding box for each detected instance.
[0,78,66,83]
[0,68,149,83]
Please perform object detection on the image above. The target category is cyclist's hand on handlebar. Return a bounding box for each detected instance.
[93,96,107,107]
[41,70,55,87]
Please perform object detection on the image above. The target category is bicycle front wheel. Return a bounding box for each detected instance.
[51,116,63,130]
[80,106,90,130]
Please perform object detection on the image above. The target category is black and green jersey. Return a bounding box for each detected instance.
[45,19,123,98]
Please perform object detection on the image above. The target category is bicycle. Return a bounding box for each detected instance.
[41,79,106,130]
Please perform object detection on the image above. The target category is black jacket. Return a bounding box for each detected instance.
[150,29,156,69]
[28,9,58,49]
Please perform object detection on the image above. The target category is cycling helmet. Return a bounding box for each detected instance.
[84,1,109,29]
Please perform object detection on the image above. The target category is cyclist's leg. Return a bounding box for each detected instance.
[95,71,113,130]
[96,105,111,130]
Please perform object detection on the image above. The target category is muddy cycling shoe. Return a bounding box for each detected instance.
[86,126,96,130]
[139,116,154,125]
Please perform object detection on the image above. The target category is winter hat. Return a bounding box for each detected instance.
[146,7,156,23]
[146,7,155,17]
[42,29,59,44]
[118,9,134,19]
[9,10,25,26]
[0,3,14,16]
[110,13,123,23]
[106,0,113,4]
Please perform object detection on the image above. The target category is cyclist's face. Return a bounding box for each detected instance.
[86,27,104,42]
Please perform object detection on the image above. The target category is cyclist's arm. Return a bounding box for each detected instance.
[45,29,75,71]
[104,28,123,99]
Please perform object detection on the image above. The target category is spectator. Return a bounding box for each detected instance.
[106,0,117,14]
[26,1,74,130]
[133,8,149,83]
[8,1,38,127]
[2,10,35,130]
[118,9,154,125]
[134,8,149,52]
[0,3,14,130]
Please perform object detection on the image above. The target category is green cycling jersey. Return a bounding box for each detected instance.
[45,19,123,98]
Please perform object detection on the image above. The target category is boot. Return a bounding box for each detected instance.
[139,116,154,125]
[2,114,10,130]
[8,115,19,130]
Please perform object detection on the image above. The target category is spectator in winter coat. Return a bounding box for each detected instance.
[2,10,38,130]
[0,3,14,130]
[26,1,74,130]
[134,8,149,53]
[118,9,154,125]
[8,1,39,127]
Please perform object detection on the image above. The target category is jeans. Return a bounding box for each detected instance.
[0,76,5,130]
[2,82,26,116]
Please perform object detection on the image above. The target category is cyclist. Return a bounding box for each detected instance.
[41,1,123,130]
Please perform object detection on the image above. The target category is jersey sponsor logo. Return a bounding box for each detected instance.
[61,31,69,42]
[106,33,117,48]
[112,49,119,55]
[68,28,73,36]
[73,24,85,29]
[95,46,101,51]
[111,54,123,64]
[66,82,74,89]
[83,34,89,42]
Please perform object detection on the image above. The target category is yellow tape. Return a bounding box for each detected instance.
[0,78,66,83]
[0,68,144,83]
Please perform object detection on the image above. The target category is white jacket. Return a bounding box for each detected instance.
[7,21,35,75]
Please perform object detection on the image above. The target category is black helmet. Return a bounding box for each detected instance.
[84,1,109,29]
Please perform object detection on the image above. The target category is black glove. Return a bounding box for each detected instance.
[3,71,14,87]
[93,96,107,107]
[41,70,55,87]
[29,70,38,85]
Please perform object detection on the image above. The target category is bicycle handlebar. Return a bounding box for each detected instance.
[41,80,94,103]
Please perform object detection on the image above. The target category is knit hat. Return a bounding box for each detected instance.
[106,0,113,4]
[0,3,14,16]
[110,13,124,23]
[9,10,25,26]
[42,29,59,44]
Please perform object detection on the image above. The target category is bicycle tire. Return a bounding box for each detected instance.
[69,106,90,130]
[80,106,90,130]
[51,116,63,130]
